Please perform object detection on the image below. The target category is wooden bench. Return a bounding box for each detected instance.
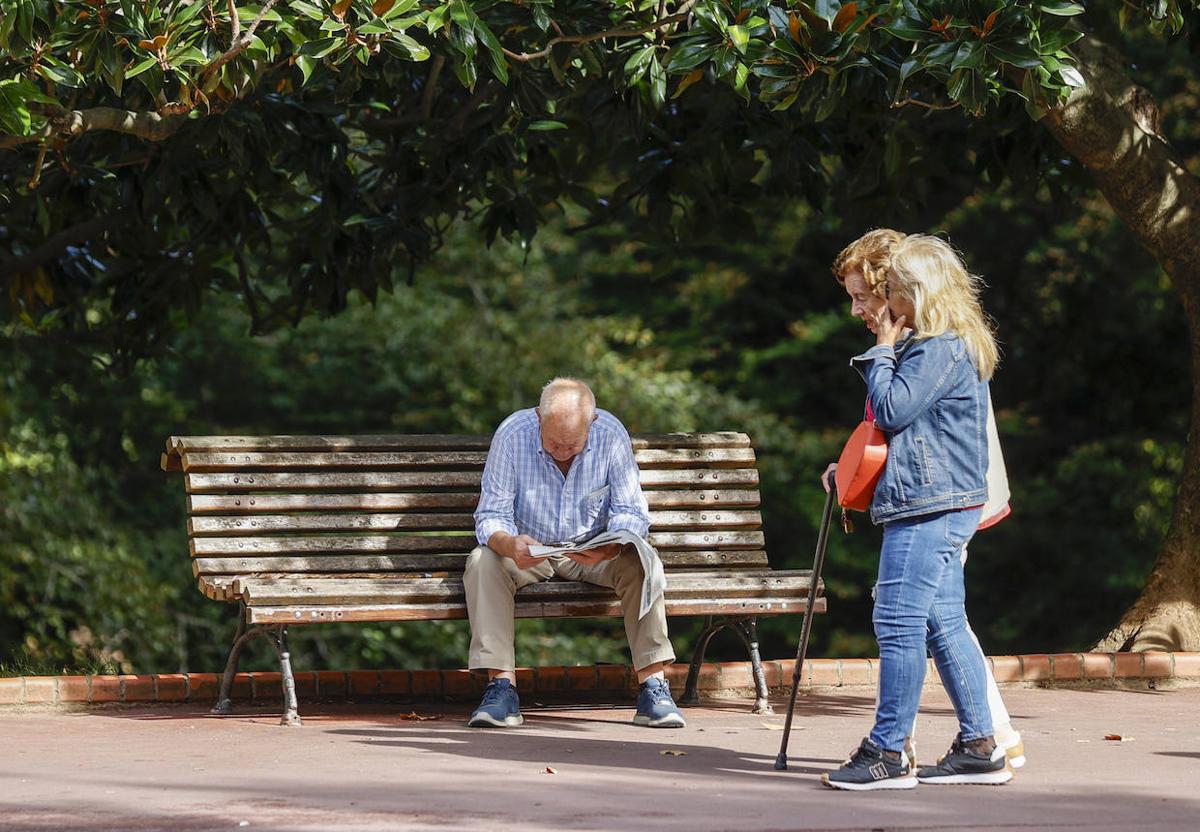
[161,432,825,724]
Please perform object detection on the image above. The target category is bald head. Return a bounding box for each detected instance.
[536,377,597,464]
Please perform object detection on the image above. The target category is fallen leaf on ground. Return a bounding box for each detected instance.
[761,722,784,730]
[399,712,438,721]
[1103,734,1135,742]
[544,766,557,774]
[660,749,687,756]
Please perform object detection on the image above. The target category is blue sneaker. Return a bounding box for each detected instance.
[633,677,686,728]
[467,679,523,727]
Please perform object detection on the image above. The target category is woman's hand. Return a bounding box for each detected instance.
[872,305,907,348]
[821,462,837,493]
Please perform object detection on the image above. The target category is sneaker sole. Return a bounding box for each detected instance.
[917,769,1013,785]
[467,713,524,728]
[821,773,919,791]
[633,713,687,728]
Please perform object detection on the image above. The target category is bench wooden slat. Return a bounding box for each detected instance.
[183,468,759,493]
[166,432,750,457]
[192,550,771,576]
[236,572,817,605]
[179,447,755,473]
[248,596,824,624]
[187,509,762,537]
[182,451,487,472]
[188,513,478,536]
[188,531,765,557]
[185,489,761,514]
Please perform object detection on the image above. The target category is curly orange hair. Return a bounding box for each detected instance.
[831,228,906,298]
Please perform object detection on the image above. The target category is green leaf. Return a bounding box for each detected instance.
[289,1,326,21]
[948,66,986,114]
[986,43,1044,69]
[295,54,317,83]
[0,79,33,136]
[1039,2,1085,16]
[475,19,508,84]
[237,5,283,22]
[668,40,719,72]
[169,46,209,67]
[358,21,393,35]
[1059,65,1085,88]
[38,61,87,89]
[383,0,420,22]
[650,56,667,107]
[392,33,430,61]
[728,24,749,54]
[299,37,343,58]
[425,3,451,33]
[126,57,158,79]
[173,1,208,26]
[624,44,657,82]
[527,120,567,131]
[950,41,982,72]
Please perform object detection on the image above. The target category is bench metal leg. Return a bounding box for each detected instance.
[681,616,773,712]
[681,616,725,705]
[275,626,302,727]
[211,602,268,715]
[732,617,773,715]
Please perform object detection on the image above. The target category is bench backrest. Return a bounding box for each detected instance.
[162,433,767,604]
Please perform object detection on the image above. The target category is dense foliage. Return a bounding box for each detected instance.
[2,181,1189,673]
[0,1,1157,360]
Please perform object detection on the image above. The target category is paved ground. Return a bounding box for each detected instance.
[2,685,1198,831]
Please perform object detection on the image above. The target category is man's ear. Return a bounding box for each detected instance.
[535,408,542,423]
[591,412,598,423]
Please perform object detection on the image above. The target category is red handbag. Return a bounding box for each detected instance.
[835,400,888,512]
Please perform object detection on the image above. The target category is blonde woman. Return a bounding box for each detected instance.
[821,233,1012,790]
[826,230,1026,778]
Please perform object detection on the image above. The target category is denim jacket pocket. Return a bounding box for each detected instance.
[913,436,935,486]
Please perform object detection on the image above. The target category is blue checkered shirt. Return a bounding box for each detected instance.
[474,408,651,546]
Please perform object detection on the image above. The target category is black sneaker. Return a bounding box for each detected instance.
[821,738,918,791]
[916,736,1013,785]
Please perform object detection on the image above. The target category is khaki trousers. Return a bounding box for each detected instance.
[463,544,676,673]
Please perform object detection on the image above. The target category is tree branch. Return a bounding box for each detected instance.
[201,0,279,82]
[502,1,698,63]
[228,0,241,44]
[421,55,446,121]
[0,214,118,275]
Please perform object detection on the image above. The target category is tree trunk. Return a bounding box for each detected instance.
[1041,37,1200,651]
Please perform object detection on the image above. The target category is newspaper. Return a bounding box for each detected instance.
[528,530,665,620]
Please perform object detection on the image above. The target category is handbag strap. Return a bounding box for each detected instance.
[864,398,875,423]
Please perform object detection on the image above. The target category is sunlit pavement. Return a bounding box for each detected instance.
[2,686,1197,831]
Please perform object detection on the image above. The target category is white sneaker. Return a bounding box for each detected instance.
[997,733,1025,768]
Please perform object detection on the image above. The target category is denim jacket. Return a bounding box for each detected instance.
[850,332,989,525]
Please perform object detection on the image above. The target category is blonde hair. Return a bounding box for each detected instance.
[887,235,999,380]
[832,228,907,298]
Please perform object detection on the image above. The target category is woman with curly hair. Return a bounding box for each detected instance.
[820,231,1014,790]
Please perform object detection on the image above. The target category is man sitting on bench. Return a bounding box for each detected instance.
[464,377,685,729]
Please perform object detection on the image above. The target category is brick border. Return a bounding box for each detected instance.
[1,652,1195,708]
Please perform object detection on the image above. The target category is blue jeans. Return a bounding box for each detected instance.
[870,507,992,752]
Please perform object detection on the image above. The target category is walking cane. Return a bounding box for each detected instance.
[774,476,837,770]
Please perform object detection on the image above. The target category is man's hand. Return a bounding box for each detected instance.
[509,534,544,570]
[565,542,623,567]
[490,531,544,570]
